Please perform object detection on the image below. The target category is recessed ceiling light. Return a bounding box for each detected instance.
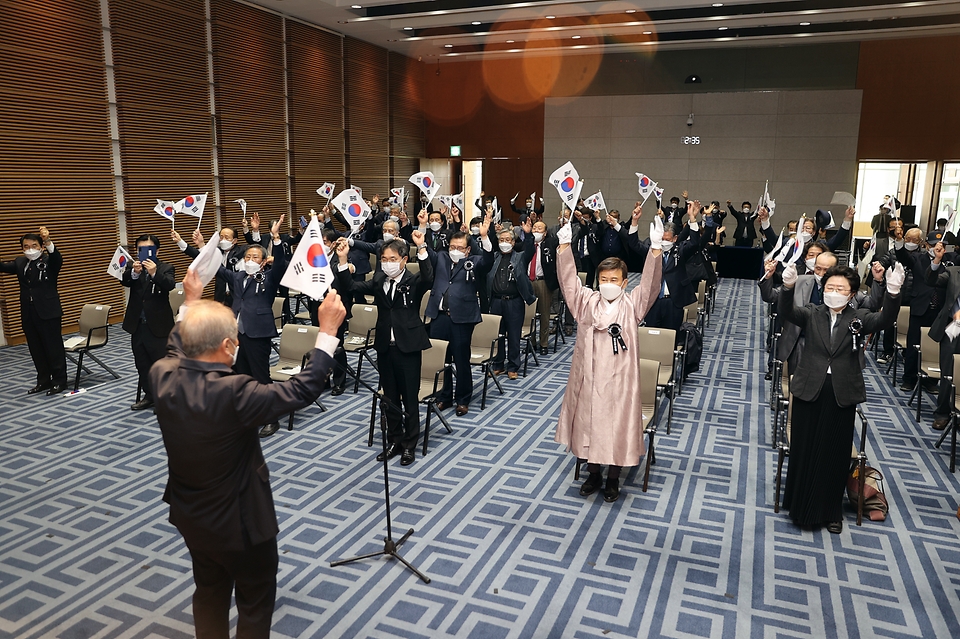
[546,15,555,19]
[718,26,727,30]
[351,4,361,8]
[506,39,515,43]
[626,9,636,13]
[572,35,581,39]
[800,21,810,26]
[444,44,453,48]
[712,3,723,6]
[403,26,412,30]
[643,31,652,35]
[471,21,481,25]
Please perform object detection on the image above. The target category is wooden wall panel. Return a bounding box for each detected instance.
[389,52,424,190]
[211,0,288,230]
[287,20,344,216]
[0,0,119,343]
[345,37,390,196]
[111,0,215,287]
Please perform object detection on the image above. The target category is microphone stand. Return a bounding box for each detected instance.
[327,352,431,583]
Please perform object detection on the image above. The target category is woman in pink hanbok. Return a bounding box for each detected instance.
[554,203,666,502]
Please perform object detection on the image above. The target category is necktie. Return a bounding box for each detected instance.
[529,246,538,281]
[811,284,822,306]
[388,279,395,300]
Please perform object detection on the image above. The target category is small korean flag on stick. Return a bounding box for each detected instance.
[106,245,132,281]
[453,191,465,213]
[234,199,248,220]
[317,183,335,200]
[409,171,441,204]
[330,188,372,236]
[351,184,363,197]
[281,217,334,300]
[583,191,606,212]
[390,187,405,203]
[177,193,208,229]
[636,173,658,203]
[154,199,178,227]
[549,162,581,208]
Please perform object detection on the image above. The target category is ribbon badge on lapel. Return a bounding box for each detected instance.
[507,263,516,282]
[254,271,265,295]
[398,283,412,307]
[607,323,627,355]
[462,259,475,282]
[849,317,863,352]
[36,260,47,282]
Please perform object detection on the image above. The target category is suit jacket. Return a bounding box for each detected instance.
[779,286,899,406]
[533,233,560,290]
[426,249,495,323]
[728,205,758,242]
[338,251,434,353]
[121,260,176,338]
[925,262,960,341]
[897,249,941,316]
[0,247,63,320]
[151,323,335,552]
[484,235,537,305]
[217,244,288,339]
[627,225,700,309]
[184,243,247,304]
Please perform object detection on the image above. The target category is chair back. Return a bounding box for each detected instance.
[953,354,960,413]
[406,261,421,276]
[577,272,588,287]
[638,326,676,386]
[471,313,502,363]
[419,338,449,400]
[272,324,319,379]
[682,301,699,325]
[169,288,185,315]
[697,280,706,306]
[638,358,660,428]
[522,300,537,337]
[273,296,285,331]
[895,305,910,347]
[77,304,111,347]
[368,253,377,272]
[920,327,941,379]
[420,289,431,323]
[345,304,378,350]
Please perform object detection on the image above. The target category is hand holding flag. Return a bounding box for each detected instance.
[317,182,335,200]
[106,246,133,281]
[154,199,178,225]
[409,171,441,204]
[330,188,371,235]
[188,231,222,287]
[281,217,334,300]
[636,173,658,203]
[549,162,581,208]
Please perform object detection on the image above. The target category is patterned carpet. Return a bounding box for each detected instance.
[1,279,958,639]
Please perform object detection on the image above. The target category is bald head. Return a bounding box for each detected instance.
[179,301,238,358]
[905,228,923,244]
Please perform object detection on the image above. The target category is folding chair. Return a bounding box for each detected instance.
[682,300,703,334]
[169,289,185,316]
[697,280,709,328]
[270,324,327,431]
[470,313,504,409]
[344,304,378,393]
[773,393,793,512]
[934,354,960,473]
[637,327,681,433]
[908,327,941,422]
[271,296,285,355]
[885,306,910,385]
[420,289,431,326]
[63,304,118,391]
[419,338,453,456]
[521,301,540,377]
[771,363,790,449]
[406,262,420,276]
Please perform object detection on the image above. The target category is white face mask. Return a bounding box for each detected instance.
[499,242,514,253]
[660,241,675,252]
[429,222,442,232]
[230,341,240,367]
[823,291,850,310]
[383,233,395,243]
[805,258,816,271]
[218,240,234,251]
[798,231,813,243]
[23,248,42,261]
[389,215,399,223]
[470,227,480,235]
[599,283,624,301]
[813,273,823,285]
[928,248,937,257]
[904,242,919,251]
[742,208,751,214]
[449,249,466,263]
[382,261,403,278]
[243,260,261,275]
[533,232,544,243]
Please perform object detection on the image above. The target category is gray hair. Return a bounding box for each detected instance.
[383,220,400,234]
[244,244,266,260]
[663,223,679,238]
[179,301,238,358]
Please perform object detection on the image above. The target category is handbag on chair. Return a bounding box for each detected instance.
[846,465,889,522]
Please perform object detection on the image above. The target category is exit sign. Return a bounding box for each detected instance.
[450,145,461,157]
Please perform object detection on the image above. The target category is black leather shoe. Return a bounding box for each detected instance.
[400,448,415,466]
[330,385,345,396]
[900,380,917,392]
[436,400,452,411]
[923,380,940,393]
[130,398,154,411]
[764,371,773,381]
[456,404,469,416]
[579,472,602,496]
[28,382,52,395]
[259,422,280,438]
[826,521,843,534]
[603,477,621,503]
[540,346,549,356]
[46,384,65,397]
[933,417,951,431]
[377,443,401,462]
[564,327,574,336]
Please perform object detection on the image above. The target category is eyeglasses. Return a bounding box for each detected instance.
[823,285,851,293]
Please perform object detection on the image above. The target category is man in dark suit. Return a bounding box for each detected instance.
[527,220,559,355]
[0,227,67,395]
[924,241,960,430]
[484,218,536,379]
[895,231,947,392]
[173,227,246,307]
[727,199,758,247]
[425,221,495,416]
[336,232,434,465]
[307,228,352,396]
[151,267,344,639]
[661,193,688,227]
[510,193,545,220]
[570,206,599,289]
[627,202,701,330]
[596,210,629,262]
[426,210,451,252]
[122,234,176,411]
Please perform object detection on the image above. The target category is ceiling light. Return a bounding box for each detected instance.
[572,35,581,39]
[546,15,555,19]
[712,3,723,6]
[800,22,810,26]
[506,39,514,43]
[351,4,361,8]
[626,9,636,13]
[444,44,453,48]
[643,31,652,35]
[718,26,727,30]
[403,26,412,30]
[685,75,702,84]
[471,21,481,25]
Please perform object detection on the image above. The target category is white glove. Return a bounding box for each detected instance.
[556,221,573,245]
[782,263,798,288]
[885,261,905,295]
[946,321,960,341]
[649,217,664,250]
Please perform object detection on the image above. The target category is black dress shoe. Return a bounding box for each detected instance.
[259,422,280,438]
[764,371,773,381]
[456,404,469,416]
[540,346,549,356]
[603,477,621,503]
[377,443,401,462]
[563,327,574,336]
[900,380,917,392]
[436,400,452,411]
[330,385,345,396]
[579,472,602,496]
[923,380,940,393]
[826,521,843,534]
[130,398,154,411]
[28,382,52,395]
[400,448,415,466]
[46,384,65,397]
[933,417,951,431]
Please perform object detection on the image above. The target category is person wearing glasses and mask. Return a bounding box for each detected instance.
[778,261,903,534]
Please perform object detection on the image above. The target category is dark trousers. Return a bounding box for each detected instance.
[935,333,960,419]
[22,305,66,387]
[277,285,292,325]
[236,333,272,385]
[188,537,278,639]
[377,345,422,449]
[581,255,597,289]
[734,238,753,248]
[882,324,896,356]
[310,301,348,389]
[491,296,525,373]
[643,297,684,331]
[131,322,168,401]
[902,306,939,385]
[429,313,475,406]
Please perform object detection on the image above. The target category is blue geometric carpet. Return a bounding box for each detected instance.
[1,279,959,638]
